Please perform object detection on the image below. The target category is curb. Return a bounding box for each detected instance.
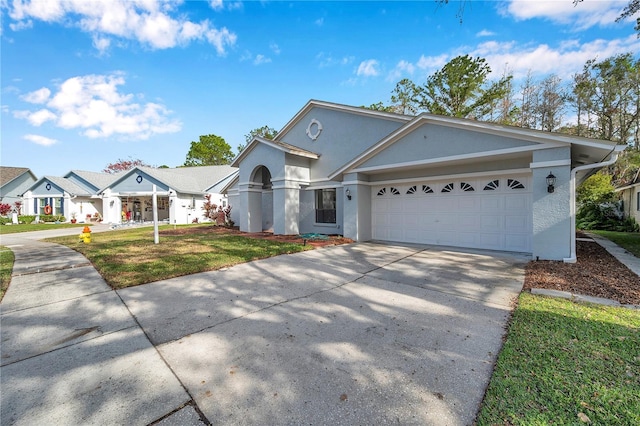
[530,288,640,310]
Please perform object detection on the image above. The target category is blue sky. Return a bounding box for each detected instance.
[1,0,638,178]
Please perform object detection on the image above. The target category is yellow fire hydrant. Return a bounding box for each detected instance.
[79,226,92,244]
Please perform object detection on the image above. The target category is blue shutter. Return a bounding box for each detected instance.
[60,197,64,216]
[34,198,38,214]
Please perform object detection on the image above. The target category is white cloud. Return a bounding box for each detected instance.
[472,35,640,80]
[25,108,57,126]
[209,1,243,12]
[387,60,416,82]
[416,54,449,72]
[356,59,379,77]
[6,0,237,54]
[15,73,181,140]
[23,134,57,146]
[502,0,626,30]
[209,0,224,11]
[476,29,496,37]
[21,87,51,104]
[315,17,324,26]
[270,42,281,55]
[316,52,354,68]
[254,54,271,65]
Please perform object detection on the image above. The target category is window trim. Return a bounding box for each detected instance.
[315,188,337,224]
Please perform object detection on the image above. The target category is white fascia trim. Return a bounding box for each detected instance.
[303,183,342,190]
[529,159,572,169]
[113,191,171,196]
[341,179,370,186]
[366,168,531,187]
[351,145,553,174]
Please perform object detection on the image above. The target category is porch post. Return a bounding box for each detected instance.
[272,180,299,235]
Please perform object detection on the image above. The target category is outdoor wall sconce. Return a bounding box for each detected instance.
[546,172,557,193]
[110,200,115,207]
[345,188,352,200]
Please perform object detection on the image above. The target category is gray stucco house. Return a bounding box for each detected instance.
[224,100,623,262]
[0,166,37,210]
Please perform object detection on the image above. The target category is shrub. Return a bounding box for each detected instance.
[577,201,639,232]
[0,217,10,225]
[0,203,11,216]
[40,214,66,223]
[18,215,36,224]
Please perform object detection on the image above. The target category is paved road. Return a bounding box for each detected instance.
[1,228,528,425]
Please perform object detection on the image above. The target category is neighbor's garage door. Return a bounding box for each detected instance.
[372,175,532,252]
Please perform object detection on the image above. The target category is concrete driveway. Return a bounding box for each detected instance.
[1,229,527,425]
[120,242,528,425]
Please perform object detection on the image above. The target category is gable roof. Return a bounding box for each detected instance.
[205,170,239,193]
[275,100,411,141]
[0,166,36,188]
[65,170,119,191]
[29,176,92,196]
[231,136,319,167]
[329,112,620,180]
[104,165,237,195]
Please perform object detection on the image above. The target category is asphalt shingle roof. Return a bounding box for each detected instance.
[0,166,33,187]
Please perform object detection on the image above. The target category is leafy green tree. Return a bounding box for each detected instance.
[184,134,234,166]
[390,78,422,115]
[574,53,640,146]
[362,102,396,112]
[420,55,512,119]
[577,172,616,204]
[237,125,278,153]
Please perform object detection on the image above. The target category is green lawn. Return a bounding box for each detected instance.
[590,230,640,257]
[477,292,640,425]
[46,225,311,288]
[0,223,88,234]
[0,246,14,301]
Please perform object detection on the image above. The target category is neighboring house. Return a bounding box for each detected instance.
[21,166,237,225]
[616,181,640,225]
[100,165,236,225]
[0,166,37,211]
[225,99,623,262]
[22,170,116,219]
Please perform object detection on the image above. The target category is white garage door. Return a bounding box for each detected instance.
[372,175,532,252]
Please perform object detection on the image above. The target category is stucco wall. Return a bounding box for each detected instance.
[280,107,406,180]
[359,123,535,169]
[531,147,572,260]
[1,175,36,209]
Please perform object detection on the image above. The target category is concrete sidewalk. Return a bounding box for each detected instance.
[1,229,195,425]
[1,229,529,425]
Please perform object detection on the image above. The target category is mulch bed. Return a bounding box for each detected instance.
[159,225,353,248]
[524,238,640,306]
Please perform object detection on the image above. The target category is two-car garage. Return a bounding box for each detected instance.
[372,174,532,253]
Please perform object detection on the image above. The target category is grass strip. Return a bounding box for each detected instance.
[0,246,15,301]
[590,230,640,257]
[477,292,640,425]
[0,223,88,234]
[47,226,310,289]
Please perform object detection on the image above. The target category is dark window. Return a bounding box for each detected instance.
[315,189,336,223]
[637,191,640,211]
